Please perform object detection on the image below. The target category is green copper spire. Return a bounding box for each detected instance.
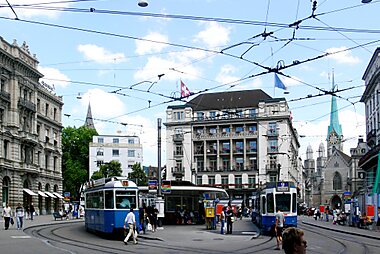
[327,70,342,137]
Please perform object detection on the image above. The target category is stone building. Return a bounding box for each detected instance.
[165,89,302,202]
[0,37,63,214]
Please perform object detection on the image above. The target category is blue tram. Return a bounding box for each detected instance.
[84,177,139,235]
[251,181,297,233]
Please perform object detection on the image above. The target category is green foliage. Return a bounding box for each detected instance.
[62,126,98,200]
[129,163,148,186]
[90,160,122,180]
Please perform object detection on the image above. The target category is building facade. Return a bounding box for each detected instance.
[0,38,64,214]
[165,89,302,202]
[89,135,143,179]
[359,47,380,221]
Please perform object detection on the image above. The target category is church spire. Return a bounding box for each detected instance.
[327,69,342,138]
[326,69,343,156]
[84,102,96,130]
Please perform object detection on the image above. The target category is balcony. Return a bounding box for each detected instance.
[172,167,184,178]
[233,148,244,154]
[266,164,279,175]
[18,98,36,112]
[173,133,184,142]
[0,90,10,103]
[267,129,278,137]
[247,148,257,153]
[220,149,230,154]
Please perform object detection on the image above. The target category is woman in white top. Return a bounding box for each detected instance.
[2,203,12,230]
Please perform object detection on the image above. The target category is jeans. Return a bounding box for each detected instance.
[220,219,225,234]
[17,216,24,229]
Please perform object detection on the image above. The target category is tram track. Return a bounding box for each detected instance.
[300,223,377,254]
[26,223,248,254]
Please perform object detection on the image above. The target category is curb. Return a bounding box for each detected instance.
[301,220,380,241]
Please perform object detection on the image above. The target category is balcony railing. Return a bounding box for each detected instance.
[173,133,184,142]
[18,98,36,112]
[0,90,11,102]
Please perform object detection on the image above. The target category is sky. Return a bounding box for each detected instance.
[0,0,378,166]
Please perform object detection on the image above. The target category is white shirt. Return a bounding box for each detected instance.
[124,212,136,224]
[3,206,12,217]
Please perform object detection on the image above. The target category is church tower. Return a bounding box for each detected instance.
[84,102,96,130]
[326,70,343,157]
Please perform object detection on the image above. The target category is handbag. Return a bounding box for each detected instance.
[10,217,14,225]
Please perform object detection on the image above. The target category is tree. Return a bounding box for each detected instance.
[129,163,148,186]
[62,126,98,200]
[90,160,122,180]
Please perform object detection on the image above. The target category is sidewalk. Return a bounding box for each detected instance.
[301,215,380,240]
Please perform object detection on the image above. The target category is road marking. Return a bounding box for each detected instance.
[11,236,31,238]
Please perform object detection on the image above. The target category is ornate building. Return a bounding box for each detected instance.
[0,37,63,214]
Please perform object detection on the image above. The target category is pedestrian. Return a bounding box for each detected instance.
[275,208,285,250]
[15,203,24,230]
[139,204,146,234]
[377,208,380,231]
[29,203,35,221]
[25,205,29,220]
[282,227,307,254]
[123,208,138,245]
[220,206,226,235]
[226,203,233,234]
[325,208,329,222]
[2,203,12,230]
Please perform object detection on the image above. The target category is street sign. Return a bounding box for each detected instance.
[148,180,158,192]
[161,180,171,193]
[276,182,289,192]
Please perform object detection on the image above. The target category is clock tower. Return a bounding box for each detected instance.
[327,70,343,157]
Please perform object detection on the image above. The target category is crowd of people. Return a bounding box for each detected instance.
[2,203,37,230]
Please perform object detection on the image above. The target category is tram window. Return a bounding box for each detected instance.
[275,194,291,212]
[115,191,136,209]
[267,193,274,213]
[105,190,114,209]
[292,193,297,213]
[86,191,103,209]
[262,196,266,214]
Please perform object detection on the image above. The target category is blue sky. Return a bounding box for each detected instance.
[1,0,378,166]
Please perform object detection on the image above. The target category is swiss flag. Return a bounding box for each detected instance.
[180,80,191,98]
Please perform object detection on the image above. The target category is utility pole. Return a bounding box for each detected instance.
[156,118,164,227]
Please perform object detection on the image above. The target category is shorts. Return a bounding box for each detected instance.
[276,226,283,237]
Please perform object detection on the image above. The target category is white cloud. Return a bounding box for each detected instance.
[282,75,303,87]
[0,0,70,18]
[38,66,70,88]
[135,32,169,55]
[77,44,126,64]
[80,88,126,119]
[294,109,365,160]
[194,21,231,49]
[325,47,360,64]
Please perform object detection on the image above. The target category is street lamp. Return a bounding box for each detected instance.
[138,0,148,7]
[362,0,372,3]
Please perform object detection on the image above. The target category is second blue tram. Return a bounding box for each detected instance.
[84,177,139,235]
[252,181,297,233]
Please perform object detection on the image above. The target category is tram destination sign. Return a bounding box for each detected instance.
[276,182,289,192]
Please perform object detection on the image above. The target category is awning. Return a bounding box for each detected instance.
[23,188,38,196]
[44,191,56,198]
[53,192,64,199]
[37,191,48,197]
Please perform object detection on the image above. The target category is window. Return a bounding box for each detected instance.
[105,190,114,209]
[45,103,49,117]
[248,140,257,152]
[236,126,244,133]
[37,125,40,138]
[97,149,104,156]
[113,138,119,144]
[96,160,103,167]
[54,132,58,146]
[112,149,120,156]
[209,111,216,119]
[209,127,217,135]
[45,129,50,143]
[98,137,104,143]
[37,151,41,165]
[197,159,204,171]
[235,141,243,152]
[222,142,230,152]
[236,110,243,118]
[52,108,56,120]
[267,193,274,213]
[333,172,342,190]
[221,176,228,188]
[248,125,257,133]
[175,145,183,156]
[128,150,135,157]
[275,193,291,212]
[209,176,215,186]
[268,140,278,152]
[249,109,257,118]
[37,99,40,112]
[174,111,184,120]
[248,176,256,188]
[0,79,5,91]
[45,154,49,169]
[197,112,204,120]
[128,138,134,144]
[222,127,230,133]
[115,190,137,209]
[268,122,277,134]
[197,176,202,185]
[3,140,9,159]
[0,108,3,123]
[235,176,242,189]
[53,157,58,171]
[235,157,244,170]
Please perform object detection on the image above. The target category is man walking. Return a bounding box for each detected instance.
[123,208,138,245]
[29,203,35,221]
[275,208,285,250]
[15,203,24,230]
[2,203,12,230]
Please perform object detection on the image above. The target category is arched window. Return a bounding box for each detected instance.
[2,177,10,205]
[333,172,342,190]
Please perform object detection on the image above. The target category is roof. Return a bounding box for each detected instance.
[335,149,351,164]
[185,89,272,111]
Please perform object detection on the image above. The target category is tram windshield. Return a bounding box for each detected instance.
[275,194,291,212]
[115,190,137,209]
